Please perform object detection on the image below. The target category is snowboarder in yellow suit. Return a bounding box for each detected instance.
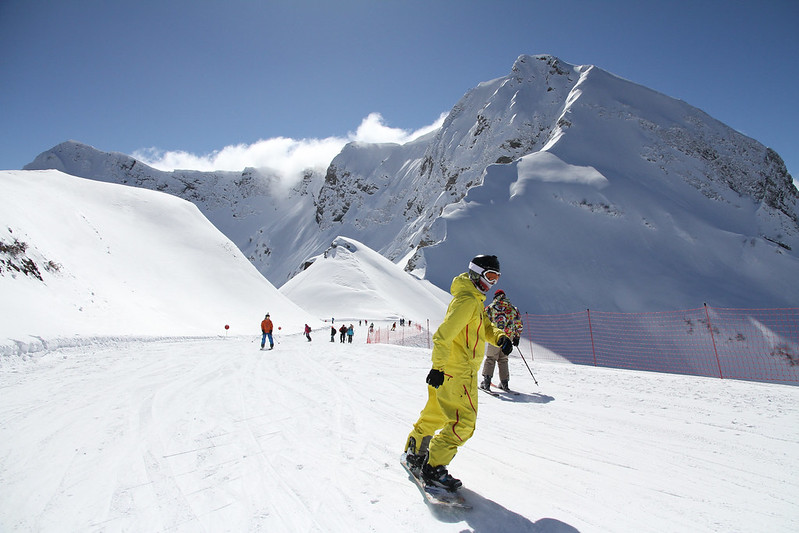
[404,255,513,491]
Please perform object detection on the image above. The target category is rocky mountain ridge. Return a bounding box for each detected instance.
[25,54,799,312]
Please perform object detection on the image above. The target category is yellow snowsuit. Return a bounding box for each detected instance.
[406,273,507,467]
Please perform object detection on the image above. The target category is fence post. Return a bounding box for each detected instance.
[427,319,431,350]
[587,308,598,366]
[704,303,724,379]
[523,312,534,360]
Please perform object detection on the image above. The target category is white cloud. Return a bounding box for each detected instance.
[133,112,447,184]
[349,112,445,144]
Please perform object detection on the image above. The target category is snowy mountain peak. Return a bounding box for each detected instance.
[510,54,575,78]
[24,55,799,313]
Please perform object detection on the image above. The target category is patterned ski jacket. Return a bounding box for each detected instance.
[485,294,523,339]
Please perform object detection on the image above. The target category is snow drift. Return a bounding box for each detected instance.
[279,236,449,321]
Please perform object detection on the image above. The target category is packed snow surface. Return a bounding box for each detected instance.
[0,335,797,532]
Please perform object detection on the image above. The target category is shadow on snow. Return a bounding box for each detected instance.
[429,487,580,532]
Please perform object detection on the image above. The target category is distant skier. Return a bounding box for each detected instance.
[347,324,354,343]
[261,313,274,350]
[330,325,337,342]
[305,324,312,342]
[480,289,523,392]
[403,255,513,492]
[339,324,348,343]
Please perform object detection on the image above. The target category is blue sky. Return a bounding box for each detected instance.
[1,0,797,182]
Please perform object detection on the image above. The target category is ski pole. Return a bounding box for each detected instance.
[515,344,538,386]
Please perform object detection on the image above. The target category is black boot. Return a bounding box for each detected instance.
[479,375,491,391]
[499,380,510,392]
[404,437,427,475]
[422,463,462,492]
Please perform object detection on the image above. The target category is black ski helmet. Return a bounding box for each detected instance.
[468,255,500,293]
[469,254,500,273]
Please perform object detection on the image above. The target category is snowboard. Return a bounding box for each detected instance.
[400,453,470,509]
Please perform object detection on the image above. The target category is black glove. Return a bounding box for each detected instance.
[512,336,520,347]
[498,336,513,356]
[426,369,445,388]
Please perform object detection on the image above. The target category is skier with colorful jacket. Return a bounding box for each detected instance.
[480,289,523,392]
[260,313,274,350]
[403,255,513,492]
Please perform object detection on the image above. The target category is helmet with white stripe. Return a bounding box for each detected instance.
[468,255,500,293]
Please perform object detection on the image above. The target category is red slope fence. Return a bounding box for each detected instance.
[523,305,799,383]
[367,321,432,349]
[368,305,799,384]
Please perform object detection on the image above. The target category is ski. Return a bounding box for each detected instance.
[478,385,499,397]
[491,383,521,396]
[400,453,470,509]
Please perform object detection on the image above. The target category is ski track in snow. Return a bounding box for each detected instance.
[1,333,797,532]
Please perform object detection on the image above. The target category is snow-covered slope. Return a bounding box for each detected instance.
[25,142,323,285]
[1,335,797,532]
[0,170,318,353]
[279,236,449,321]
[424,152,799,312]
[25,54,799,313]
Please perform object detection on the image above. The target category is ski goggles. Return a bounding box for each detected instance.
[469,262,500,285]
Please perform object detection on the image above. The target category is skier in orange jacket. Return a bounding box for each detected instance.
[261,313,274,350]
[403,255,513,492]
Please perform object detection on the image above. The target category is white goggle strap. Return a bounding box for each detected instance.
[469,262,484,276]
